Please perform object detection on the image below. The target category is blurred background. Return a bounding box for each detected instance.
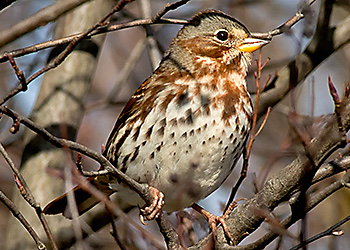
[0,0,350,249]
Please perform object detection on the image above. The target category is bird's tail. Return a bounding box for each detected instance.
[43,178,114,218]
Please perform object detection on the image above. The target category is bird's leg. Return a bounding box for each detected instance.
[192,202,239,242]
[139,186,164,225]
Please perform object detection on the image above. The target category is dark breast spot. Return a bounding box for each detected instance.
[157,126,165,136]
[200,94,211,106]
[132,125,141,141]
[235,115,240,125]
[235,124,239,133]
[200,95,211,115]
[114,128,132,157]
[156,143,163,152]
[185,108,194,124]
[240,125,246,134]
[178,117,185,125]
[120,165,127,173]
[145,125,154,139]
[169,118,177,127]
[122,154,131,166]
[130,146,140,162]
[176,92,189,107]
[159,118,166,127]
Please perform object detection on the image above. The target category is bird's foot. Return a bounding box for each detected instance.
[139,186,164,225]
[192,202,240,243]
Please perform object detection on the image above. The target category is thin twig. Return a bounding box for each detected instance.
[0,190,46,250]
[0,143,58,250]
[0,0,318,64]
[0,18,187,64]
[140,0,162,70]
[250,0,317,40]
[0,0,91,48]
[290,214,350,250]
[0,53,28,106]
[328,76,347,147]
[0,0,136,106]
[152,0,191,22]
[255,107,271,137]
[0,105,150,202]
[233,170,350,250]
[224,51,270,212]
[0,105,179,249]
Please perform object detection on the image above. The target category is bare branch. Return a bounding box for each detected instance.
[0,143,57,250]
[152,0,191,22]
[190,90,350,249]
[0,191,46,250]
[237,170,350,250]
[256,2,350,120]
[0,105,180,249]
[290,214,350,250]
[0,0,91,48]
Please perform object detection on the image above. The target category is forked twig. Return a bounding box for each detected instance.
[224,51,271,213]
[0,105,179,249]
[0,143,57,250]
[290,214,350,250]
[0,0,318,64]
[0,191,46,250]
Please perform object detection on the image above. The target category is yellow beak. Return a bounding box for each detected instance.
[238,37,270,53]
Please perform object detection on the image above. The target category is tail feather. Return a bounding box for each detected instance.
[43,180,114,218]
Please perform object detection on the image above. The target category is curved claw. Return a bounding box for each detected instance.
[139,186,164,223]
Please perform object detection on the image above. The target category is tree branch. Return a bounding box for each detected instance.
[256,2,350,120]
[0,0,92,48]
[190,89,350,249]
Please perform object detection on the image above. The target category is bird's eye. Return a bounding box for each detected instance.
[215,30,229,41]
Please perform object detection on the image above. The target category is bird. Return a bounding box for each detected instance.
[44,9,269,237]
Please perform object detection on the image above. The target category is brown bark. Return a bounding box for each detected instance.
[5,1,116,249]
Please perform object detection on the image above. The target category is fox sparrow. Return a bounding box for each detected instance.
[44,10,269,231]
